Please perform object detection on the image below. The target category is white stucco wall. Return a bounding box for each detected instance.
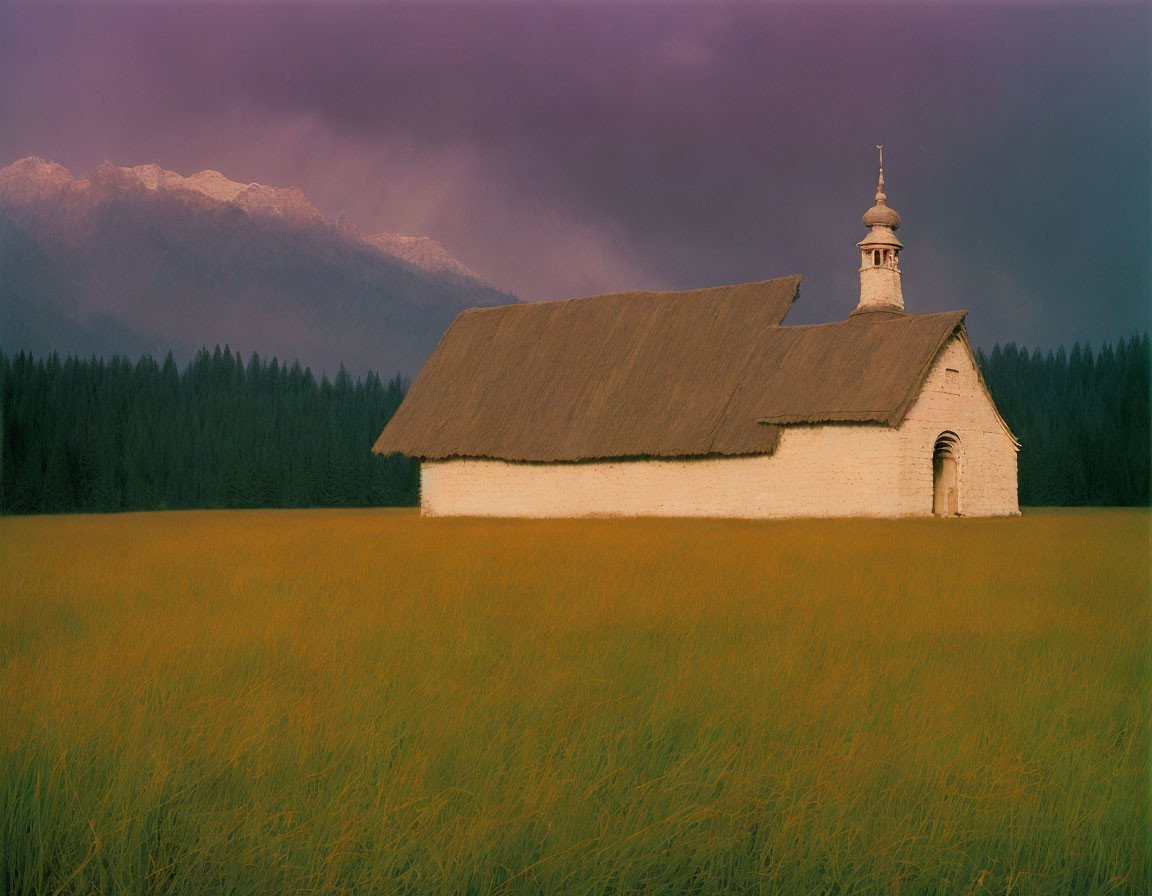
[858,263,904,310]
[419,335,1019,518]
[894,336,1019,517]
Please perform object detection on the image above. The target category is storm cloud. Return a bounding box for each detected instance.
[2,1,1147,350]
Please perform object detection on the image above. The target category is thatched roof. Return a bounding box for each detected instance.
[751,308,968,426]
[372,275,972,462]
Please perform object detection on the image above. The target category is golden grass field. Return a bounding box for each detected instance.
[1,508,1148,895]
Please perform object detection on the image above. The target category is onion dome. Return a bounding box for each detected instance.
[863,199,900,229]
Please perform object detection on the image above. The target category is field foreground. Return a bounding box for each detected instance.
[1,509,1148,895]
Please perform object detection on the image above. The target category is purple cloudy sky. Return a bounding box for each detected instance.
[1,1,1147,350]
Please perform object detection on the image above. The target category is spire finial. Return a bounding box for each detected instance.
[875,144,886,203]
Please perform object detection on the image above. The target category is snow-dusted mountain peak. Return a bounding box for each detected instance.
[0,156,480,279]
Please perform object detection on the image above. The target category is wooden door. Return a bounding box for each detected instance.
[933,454,958,516]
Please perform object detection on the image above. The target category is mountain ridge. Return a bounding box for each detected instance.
[0,156,484,280]
[0,156,514,375]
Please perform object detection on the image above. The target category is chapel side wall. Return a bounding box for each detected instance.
[894,336,1020,516]
[420,425,907,519]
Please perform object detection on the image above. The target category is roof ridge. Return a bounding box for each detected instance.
[458,274,806,316]
[775,309,967,331]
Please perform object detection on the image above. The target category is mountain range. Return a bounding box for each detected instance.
[0,157,515,376]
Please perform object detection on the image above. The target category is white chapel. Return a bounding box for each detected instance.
[374,158,1020,518]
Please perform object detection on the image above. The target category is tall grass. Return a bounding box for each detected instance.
[1,509,1148,894]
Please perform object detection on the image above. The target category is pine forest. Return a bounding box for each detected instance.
[1,335,1148,515]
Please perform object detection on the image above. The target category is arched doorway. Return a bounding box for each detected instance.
[932,433,960,517]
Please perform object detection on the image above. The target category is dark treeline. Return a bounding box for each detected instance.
[976,334,1150,506]
[1,334,1149,514]
[0,346,419,514]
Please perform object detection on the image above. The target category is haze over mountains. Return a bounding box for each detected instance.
[0,157,514,376]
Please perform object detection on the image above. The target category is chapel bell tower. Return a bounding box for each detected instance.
[855,146,904,314]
